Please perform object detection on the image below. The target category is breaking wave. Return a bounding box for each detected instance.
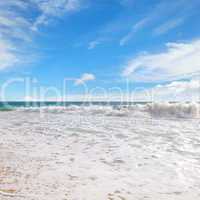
[15,102,200,119]
[146,102,200,118]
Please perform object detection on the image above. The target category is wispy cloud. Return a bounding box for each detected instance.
[0,1,32,70]
[0,0,83,71]
[122,39,200,82]
[75,73,95,85]
[120,0,199,45]
[88,37,108,50]
[32,0,82,31]
[120,17,150,46]
[153,79,200,101]
[0,0,28,10]
[136,79,200,101]
[0,40,20,70]
[88,40,101,50]
[153,17,185,36]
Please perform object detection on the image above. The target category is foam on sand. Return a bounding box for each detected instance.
[1,103,200,199]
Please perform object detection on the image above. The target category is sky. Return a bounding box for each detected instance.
[0,0,200,101]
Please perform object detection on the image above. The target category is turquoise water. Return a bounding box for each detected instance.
[0,101,149,111]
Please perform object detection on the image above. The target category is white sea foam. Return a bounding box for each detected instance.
[146,102,200,118]
[17,102,200,119]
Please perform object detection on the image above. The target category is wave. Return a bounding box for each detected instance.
[15,102,200,119]
[146,102,200,118]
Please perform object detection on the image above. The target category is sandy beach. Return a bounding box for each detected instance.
[0,106,200,200]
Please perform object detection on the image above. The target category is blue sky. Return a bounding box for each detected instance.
[0,0,200,101]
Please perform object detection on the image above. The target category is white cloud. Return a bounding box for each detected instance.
[32,0,82,31]
[0,0,83,70]
[0,2,32,70]
[0,40,20,70]
[0,10,32,42]
[75,73,95,85]
[119,1,169,46]
[0,0,28,10]
[134,79,200,102]
[88,40,101,50]
[88,38,108,50]
[153,18,185,36]
[122,39,200,82]
[120,17,149,46]
[119,0,199,45]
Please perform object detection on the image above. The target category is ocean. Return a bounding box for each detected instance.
[0,101,147,107]
[0,101,147,111]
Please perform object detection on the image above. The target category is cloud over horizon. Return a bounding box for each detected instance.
[122,39,200,82]
[141,79,200,101]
